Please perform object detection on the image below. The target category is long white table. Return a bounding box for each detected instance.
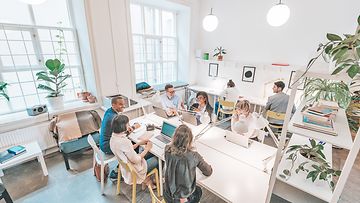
[129,113,275,202]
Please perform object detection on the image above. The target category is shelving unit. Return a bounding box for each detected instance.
[266,70,360,203]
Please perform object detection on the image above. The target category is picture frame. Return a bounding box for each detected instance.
[288,71,307,90]
[208,63,219,77]
[242,66,256,83]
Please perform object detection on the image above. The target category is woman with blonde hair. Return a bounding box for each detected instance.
[164,125,212,203]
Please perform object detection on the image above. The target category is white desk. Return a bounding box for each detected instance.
[129,113,274,202]
[197,127,277,173]
[0,142,48,183]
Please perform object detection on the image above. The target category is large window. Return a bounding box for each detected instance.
[0,0,84,115]
[130,4,178,85]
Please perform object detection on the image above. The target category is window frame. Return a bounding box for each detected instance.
[130,3,178,85]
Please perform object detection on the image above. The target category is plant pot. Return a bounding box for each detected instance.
[47,96,64,110]
[217,55,223,61]
[87,95,96,103]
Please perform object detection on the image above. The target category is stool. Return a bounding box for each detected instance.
[0,183,13,203]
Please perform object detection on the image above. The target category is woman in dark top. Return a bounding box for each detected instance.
[190,91,214,123]
[164,125,213,203]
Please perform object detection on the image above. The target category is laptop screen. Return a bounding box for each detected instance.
[161,122,177,138]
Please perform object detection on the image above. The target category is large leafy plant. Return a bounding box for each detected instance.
[36,59,71,97]
[280,139,341,191]
[0,81,9,101]
[309,15,360,78]
[304,78,351,108]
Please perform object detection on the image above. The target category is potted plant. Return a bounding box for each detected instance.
[303,78,351,109]
[36,59,71,109]
[213,46,226,61]
[280,139,341,191]
[0,81,9,101]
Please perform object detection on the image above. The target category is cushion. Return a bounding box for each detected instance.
[60,132,100,154]
[136,82,151,91]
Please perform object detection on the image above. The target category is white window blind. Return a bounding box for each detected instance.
[0,0,85,115]
[130,4,178,85]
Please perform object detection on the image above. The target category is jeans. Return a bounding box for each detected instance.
[146,156,158,173]
[164,186,202,203]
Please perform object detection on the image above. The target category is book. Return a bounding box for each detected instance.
[0,151,15,164]
[7,145,26,155]
[293,123,337,136]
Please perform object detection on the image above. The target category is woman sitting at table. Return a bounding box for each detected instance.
[164,124,213,203]
[231,100,263,140]
[110,115,158,189]
[190,91,214,124]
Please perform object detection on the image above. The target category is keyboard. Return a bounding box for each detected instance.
[155,135,171,144]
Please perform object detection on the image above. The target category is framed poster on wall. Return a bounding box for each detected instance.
[242,66,256,83]
[288,71,307,90]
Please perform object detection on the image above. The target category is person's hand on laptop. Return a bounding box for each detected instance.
[145,141,153,150]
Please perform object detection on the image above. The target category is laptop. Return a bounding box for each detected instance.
[224,130,253,148]
[181,111,199,126]
[153,106,175,119]
[151,121,177,148]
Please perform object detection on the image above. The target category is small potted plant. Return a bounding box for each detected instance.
[36,59,71,109]
[280,139,341,191]
[0,81,9,101]
[213,46,226,61]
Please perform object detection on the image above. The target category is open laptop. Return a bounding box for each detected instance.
[181,111,199,126]
[224,130,253,148]
[153,106,176,119]
[151,121,177,148]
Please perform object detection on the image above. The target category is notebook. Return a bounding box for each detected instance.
[8,145,26,155]
[0,151,15,164]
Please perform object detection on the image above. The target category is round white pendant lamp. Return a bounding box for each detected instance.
[19,0,47,5]
[202,8,219,32]
[267,0,290,27]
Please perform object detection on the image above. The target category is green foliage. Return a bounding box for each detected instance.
[282,139,341,191]
[308,15,360,79]
[213,46,227,57]
[36,59,71,97]
[304,78,351,108]
[0,81,9,101]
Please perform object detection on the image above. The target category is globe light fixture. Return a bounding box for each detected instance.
[267,0,290,27]
[20,0,47,5]
[202,8,219,32]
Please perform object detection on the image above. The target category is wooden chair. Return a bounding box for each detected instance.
[266,110,286,131]
[87,135,117,194]
[116,159,160,203]
[148,184,165,203]
[217,100,235,120]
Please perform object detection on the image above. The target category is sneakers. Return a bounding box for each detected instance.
[109,169,118,182]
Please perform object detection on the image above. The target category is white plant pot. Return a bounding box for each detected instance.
[47,96,64,110]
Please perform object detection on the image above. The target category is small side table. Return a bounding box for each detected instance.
[0,142,48,183]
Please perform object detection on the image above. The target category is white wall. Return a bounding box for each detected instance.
[194,0,360,98]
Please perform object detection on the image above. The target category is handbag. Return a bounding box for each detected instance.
[93,162,109,182]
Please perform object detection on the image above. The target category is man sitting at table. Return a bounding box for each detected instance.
[265,81,296,125]
[161,84,185,116]
[100,96,140,181]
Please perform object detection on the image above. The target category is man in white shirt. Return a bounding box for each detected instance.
[161,84,185,116]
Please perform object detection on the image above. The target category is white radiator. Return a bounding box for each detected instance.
[0,122,57,151]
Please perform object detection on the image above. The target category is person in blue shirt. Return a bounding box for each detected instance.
[100,96,140,180]
[160,84,185,116]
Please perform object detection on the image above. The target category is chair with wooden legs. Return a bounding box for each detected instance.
[116,159,160,203]
[148,184,165,203]
[217,100,236,120]
[265,110,286,144]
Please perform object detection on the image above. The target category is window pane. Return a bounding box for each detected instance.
[0,41,10,55]
[0,0,32,25]
[162,38,177,61]
[2,72,18,83]
[7,83,22,97]
[17,71,34,82]
[40,42,54,54]
[68,54,80,65]
[63,89,75,101]
[4,30,23,40]
[135,64,145,83]
[70,68,79,77]
[25,41,35,54]
[162,11,175,36]
[24,95,40,107]
[72,77,81,88]
[133,36,145,63]
[21,82,37,95]
[8,41,27,54]
[144,7,160,35]
[65,42,76,54]
[9,97,26,111]
[32,0,71,27]
[28,55,39,66]
[22,31,32,40]
[13,55,29,66]
[63,31,74,41]
[130,4,143,34]
[37,29,52,41]
[0,30,6,40]
[146,38,161,61]
[1,56,14,66]
[0,99,10,114]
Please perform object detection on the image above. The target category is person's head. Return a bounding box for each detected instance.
[196,91,209,106]
[168,125,193,155]
[227,79,235,88]
[111,115,130,134]
[165,84,175,99]
[111,96,126,113]
[273,81,285,93]
[235,100,251,117]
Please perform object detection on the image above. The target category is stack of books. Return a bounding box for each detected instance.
[294,101,339,136]
[0,145,26,164]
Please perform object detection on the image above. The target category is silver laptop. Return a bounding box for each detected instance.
[225,130,253,148]
[153,106,174,119]
[181,111,199,126]
[152,121,177,148]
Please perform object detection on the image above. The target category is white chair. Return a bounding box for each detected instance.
[255,114,279,147]
[87,135,117,194]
